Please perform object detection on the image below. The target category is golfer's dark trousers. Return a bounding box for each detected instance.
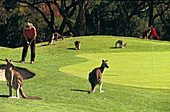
[21,38,36,61]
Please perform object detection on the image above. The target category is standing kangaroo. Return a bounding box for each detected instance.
[115,40,127,48]
[5,59,42,99]
[74,41,81,50]
[48,32,66,45]
[88,60,109,94]
[48,32,73,45]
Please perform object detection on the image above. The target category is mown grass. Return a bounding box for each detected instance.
[0,36,170,112]
[60,52,170,89]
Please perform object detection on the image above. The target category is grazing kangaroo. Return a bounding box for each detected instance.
[5,59,42,99]
[88,60,109,94]
[74,41,81,50]
[115,40,127,48]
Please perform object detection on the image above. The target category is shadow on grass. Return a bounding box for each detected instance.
[38,44,52,47]
[70,89,89,93]
[110,47,122,49]
[0,59,5,61]
[67,48,76,50]
[0,95,9,98]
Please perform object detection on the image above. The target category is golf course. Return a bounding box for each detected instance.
[0,36,170,112]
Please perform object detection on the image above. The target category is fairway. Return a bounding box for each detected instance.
[60,52,170,89]
[0,36,170,112]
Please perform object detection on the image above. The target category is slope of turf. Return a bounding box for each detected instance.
[0,36,169,112]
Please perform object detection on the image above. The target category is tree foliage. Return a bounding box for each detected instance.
[0,0,169,47]
[0,11,24,47]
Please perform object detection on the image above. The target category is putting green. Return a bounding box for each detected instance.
[59,52,170,89]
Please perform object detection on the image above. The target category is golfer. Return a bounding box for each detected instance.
[20,22,37,64]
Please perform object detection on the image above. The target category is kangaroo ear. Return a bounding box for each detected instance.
[102,60,104,63]
[10,59,14,62]
[5,59,8,62]
[105,60,108,62]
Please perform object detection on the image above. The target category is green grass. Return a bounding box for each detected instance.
[60,52,170,89]
[0,36,170,112]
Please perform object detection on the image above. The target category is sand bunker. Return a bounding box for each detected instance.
[0,64,35,81]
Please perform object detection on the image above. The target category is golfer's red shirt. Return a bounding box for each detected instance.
[23,26,37,39]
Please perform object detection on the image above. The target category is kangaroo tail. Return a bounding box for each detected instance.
[19,87,42,100]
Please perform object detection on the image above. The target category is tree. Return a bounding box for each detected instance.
[148,0,169,27]
[0,0,9,24]
[2,0,170,44]
[3,0,79,35]
[0,10,25,47]
[85,1,114,35]
[75,0,88,36]
[86,0,169,39]
[54,0,79,35]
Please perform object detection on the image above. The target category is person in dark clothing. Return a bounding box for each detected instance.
[20,22,37,64]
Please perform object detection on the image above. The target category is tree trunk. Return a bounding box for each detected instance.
[148,0,154,27]
[54,0,78,35]
[77,0,87,36]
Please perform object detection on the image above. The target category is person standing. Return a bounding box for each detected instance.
[20,22,37,64]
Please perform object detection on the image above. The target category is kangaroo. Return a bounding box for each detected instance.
[48,32,66,45]
[115,40,127,48]
[88,60,109,94]
[5,59,42,99]
[48,32,74,45]
[143,29,151,39]
[74,41,81,50]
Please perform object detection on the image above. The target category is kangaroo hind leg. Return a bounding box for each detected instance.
[9,77,20,99]
[15,77,22,99]
[88,84,96,94]
[99,83,104,93]
[15,82,21,99]
[8,85,12,97]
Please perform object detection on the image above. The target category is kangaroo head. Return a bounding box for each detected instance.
[102,60,109,68]
[5,59,14,69]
